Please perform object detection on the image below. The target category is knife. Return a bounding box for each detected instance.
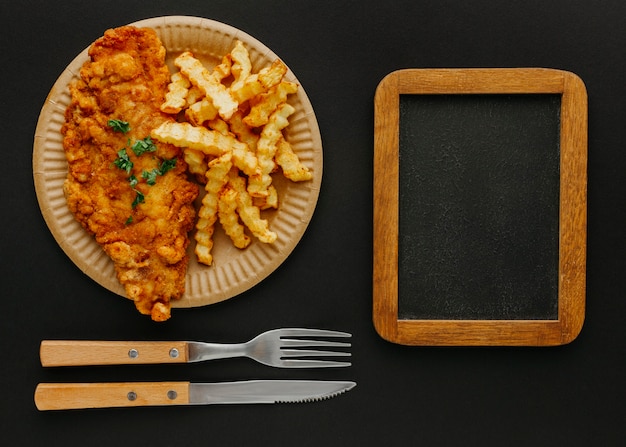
[34,380,356,411]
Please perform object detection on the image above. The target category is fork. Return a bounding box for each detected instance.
[40,328,352,368]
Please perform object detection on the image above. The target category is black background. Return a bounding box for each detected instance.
[2,1,624,445]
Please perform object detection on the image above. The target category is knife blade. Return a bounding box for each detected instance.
[34,380,356,411]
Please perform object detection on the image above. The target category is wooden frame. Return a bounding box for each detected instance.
[373,68,587,346]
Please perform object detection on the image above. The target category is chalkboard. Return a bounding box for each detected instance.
[373,69,587,346]
[398,93,561,320]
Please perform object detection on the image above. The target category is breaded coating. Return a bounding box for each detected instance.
[61,26,199,321]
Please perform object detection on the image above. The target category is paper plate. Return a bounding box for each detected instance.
[33,16,323,308]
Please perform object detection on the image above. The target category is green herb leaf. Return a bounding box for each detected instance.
[108,119,131,134]
[113,148,133,174]
[140,159,177,186]
[128,174,138,188]
[142,169,159,186]
[158,158,177,175]
[125,215,133,225]
[131,136,157,156]
[132,190,145,209]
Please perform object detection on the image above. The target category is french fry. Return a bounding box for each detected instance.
[185,97,219,126]
[151,121,259,178]
[212,54,233,81]
[229,73,263,105]
[185,85,205,106]
[229,140,259,178]
[244,81,298,127]
[184,54,229,111]
[152,121,224,156]
[195,152,233,265]
[230,40,252,93]
[275,137,313,182]
[230,59,288,104]
[229,109,259,153]
[218,184,251,249]
[207,117,230,135]
[183,147,208,179]
[161,72,191,114]
[258,59,288,90]
[247,103,295,197]
[175,51,238,120]
[253,185,278,210]
[229,171,277,244]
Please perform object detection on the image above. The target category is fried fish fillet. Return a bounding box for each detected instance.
[62,26,199,321]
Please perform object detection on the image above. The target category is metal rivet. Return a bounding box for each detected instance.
[128,348,138,359]
[127,391,137,401]
[167,390,178,400]
[169,348,179,359]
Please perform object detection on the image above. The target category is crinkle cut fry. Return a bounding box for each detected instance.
[151,121,259,177]
[275,137,313,182]
[152,121,224,156]
[186,98,219,126]
[230,40,252,93]
[161,71,191,114]
[195,152,233,265]
[175,51,238,120]
[183,55,232,125]
[185,85,205,107]
[229,110,259,153]
[253,185,278,210]
[230,59,288,105]
[218,184,251,249]
[183,148,207,180]
[247,103,295,198]
[245,81,299,128]
[228,171,277,244]
[213,54,233,82]
[207,117,230,135]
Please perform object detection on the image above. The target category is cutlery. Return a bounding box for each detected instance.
[40,328,351,368]
[34,380,357,410]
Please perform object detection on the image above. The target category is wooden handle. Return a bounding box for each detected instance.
[34,382,191,410]
[40,340,189,366]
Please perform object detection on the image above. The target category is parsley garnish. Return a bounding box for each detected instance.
[158,158,177,175]
[131,137,157,156]
[113,148,133,174]
[131,190,145,209]
[111,136,177,223]
[142,169,159,186]
[141,158,177,186]
[108,119,130,134]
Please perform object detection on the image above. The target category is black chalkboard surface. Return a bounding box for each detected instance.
[373,69,587,346]
[398,94,561,321]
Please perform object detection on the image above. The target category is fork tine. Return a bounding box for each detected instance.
[280,339,351,348]
[276,329,351,368]
[281,349,351,358]
[280,359,352,368]
[277,328,352,338]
